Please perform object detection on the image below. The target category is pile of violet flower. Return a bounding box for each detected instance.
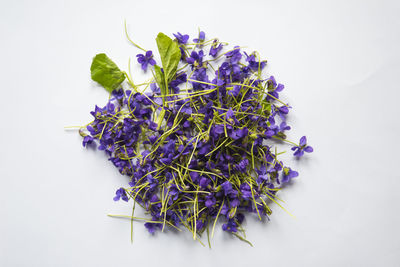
[79,29,313,246]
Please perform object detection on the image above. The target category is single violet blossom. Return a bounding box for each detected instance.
[113,188,129,202]
[173,32,189,44]
[209,39,223,57]
[193,31,205,45]
[282,167,299,184]
[136,50,156,71]
[82,135,94,147]
[292,136,314,157]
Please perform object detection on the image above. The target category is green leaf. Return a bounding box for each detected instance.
[154,65,166,104]
[154,65,165,94]
[155,32,181,83]
[90,53,125,93]
[153,65,166,127]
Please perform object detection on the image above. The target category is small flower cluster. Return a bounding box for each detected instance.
[80,30,313,245]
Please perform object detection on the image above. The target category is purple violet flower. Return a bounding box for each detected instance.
[186,50,204,66]
[225,46,242,64]
[82,135,94,147]
[144,221,162,234]
[282,167,299,184]
[205,194,216,208]
[244,52,266,71]
[292,136,314,157]
[193,31,205,45]
[222,219,239,232]
[136,50,156,71]
[173,32,189,44]
[209,39,223,57]
[113,188,129,202]
[112,88,124,100]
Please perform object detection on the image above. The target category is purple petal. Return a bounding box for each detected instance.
[304,146,313,153]
[290,170,299,178]
[182,35,189,43]
[214,125,224,134]
[186,57,195,64]
[199,31,205,40]
[279,106,289,114]
[205,199,214,207]
[231,198,240,207]
[265,130,275,138]
[149,58,156,66]
[276,84,284,92]
[294,149,304,157]
[269,76,277,87]
[199,177,209,188]
[299,136,307,147]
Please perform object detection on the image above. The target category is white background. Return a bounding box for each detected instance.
[1,0,400,266]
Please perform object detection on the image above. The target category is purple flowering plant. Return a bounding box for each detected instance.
[78,26,313,247]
